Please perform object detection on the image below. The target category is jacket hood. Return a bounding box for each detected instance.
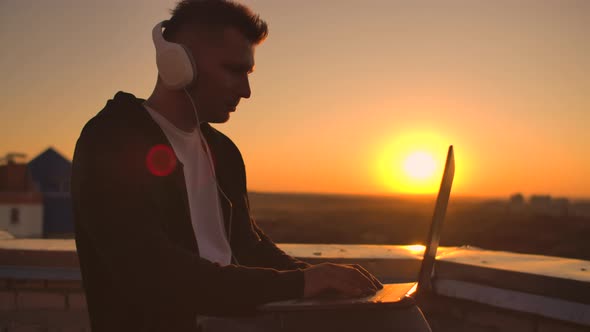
[105,91,146,115]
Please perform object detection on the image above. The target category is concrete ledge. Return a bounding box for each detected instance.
[0,239,78,268]
[435,279,590,326]
[437,247,590,283]
[1,240,590,330]
[436,259,590,305]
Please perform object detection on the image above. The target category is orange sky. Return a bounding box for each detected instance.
[1,0,589,198]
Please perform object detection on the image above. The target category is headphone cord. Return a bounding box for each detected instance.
[182,88,239,265]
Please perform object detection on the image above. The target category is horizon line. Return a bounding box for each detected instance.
[247,190,590,202]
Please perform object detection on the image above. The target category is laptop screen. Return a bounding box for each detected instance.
[416,145,455,293]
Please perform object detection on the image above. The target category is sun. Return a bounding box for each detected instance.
[375,131,448,194]
[403,151,437,181]
[395,150,439,193]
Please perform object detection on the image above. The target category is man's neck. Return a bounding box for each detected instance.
[145,89,199,132]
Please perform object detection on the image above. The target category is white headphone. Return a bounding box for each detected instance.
[152,20,197,89]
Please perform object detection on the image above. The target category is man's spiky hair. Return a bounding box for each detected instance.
[163,0,268,44]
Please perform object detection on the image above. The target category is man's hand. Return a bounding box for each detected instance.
[302,263,383,299]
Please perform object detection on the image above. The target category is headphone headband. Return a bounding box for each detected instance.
[152,21,167,50]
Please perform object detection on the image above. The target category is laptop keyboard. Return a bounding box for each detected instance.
[374,286,397,302]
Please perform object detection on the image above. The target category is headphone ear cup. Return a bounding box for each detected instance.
[156,43,195,89]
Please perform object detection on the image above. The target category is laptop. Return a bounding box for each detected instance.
[258,145,455,311]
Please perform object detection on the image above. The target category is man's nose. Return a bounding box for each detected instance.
[238,75,251,99]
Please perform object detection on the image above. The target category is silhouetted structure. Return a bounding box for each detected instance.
[0,153,43,237]
[530,195,552,215]
[551,198,570,217]
[571,201,590,218]
[508,193,525,214]
[530,195,569,217]
[28,148,73,237]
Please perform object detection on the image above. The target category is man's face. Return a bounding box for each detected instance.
[187,27,255,123]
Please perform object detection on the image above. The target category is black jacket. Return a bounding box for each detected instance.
[71,91,309,331]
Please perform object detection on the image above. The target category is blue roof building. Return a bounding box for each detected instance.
[27,148,73,237]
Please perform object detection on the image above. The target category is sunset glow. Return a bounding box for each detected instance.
[376,131,450,194]
[1,0,589,198]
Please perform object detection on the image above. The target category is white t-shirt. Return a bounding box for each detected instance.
[144,104,232,266]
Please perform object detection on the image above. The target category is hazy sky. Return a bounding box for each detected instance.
[1,0,589,198]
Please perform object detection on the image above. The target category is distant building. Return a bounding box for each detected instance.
[529,195,569,217]
[27,148,73,237]
[571,201,590,218]
[530,195,552,216]
[510,193,525,205]
[508,193,525,214]
[551,198,570,217]
[0,154,44,237]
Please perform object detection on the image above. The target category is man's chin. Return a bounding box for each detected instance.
[208,112,231,124]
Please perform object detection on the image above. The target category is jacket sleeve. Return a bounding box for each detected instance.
[71,122,304,316]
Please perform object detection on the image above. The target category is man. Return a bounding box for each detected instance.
[72,1,429,331]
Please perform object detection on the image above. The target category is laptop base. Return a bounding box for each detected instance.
[259,283,417,312]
